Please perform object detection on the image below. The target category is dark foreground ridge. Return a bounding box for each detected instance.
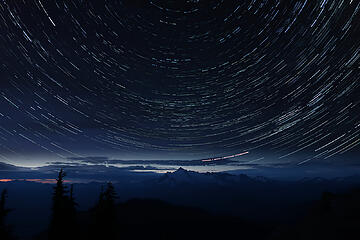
[1,169,360,240]
[75,199,270,240]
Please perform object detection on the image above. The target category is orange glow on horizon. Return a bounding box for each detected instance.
[0,179,72,184]
[0,179,13,182]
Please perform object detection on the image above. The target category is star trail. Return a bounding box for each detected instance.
[0,0,359,167]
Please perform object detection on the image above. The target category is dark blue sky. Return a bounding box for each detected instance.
[0,0,359,170]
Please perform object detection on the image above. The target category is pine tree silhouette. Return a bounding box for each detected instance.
[67,184,77,237]
[0,189,12,240]
[68,184,77,220]
[92,182,118,239]
[49,169,78,240]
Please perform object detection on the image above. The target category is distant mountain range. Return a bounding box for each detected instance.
[156,167,360,186]
[157,167,248,185]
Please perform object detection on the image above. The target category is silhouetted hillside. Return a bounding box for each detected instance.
[75,198,272,240]
[270,189,360,240]
[2,169,360,239]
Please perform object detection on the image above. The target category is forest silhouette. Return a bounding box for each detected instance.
[1,169,360,240]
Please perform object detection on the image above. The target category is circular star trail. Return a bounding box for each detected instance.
[0,0,359,164]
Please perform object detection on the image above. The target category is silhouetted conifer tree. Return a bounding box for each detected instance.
[49,169,78,240]
[0,189,12,240]
[67,184,77,237]
[92,182,118,238]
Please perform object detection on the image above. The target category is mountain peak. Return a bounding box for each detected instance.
[175,167,187,172]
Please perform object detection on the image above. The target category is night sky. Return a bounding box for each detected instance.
[0,0,359,169]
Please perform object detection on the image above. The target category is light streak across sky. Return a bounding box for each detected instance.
[202,152,249,162]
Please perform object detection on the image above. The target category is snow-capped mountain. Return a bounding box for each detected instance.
[157,167,257,186]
